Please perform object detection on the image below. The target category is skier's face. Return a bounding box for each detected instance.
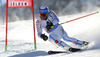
[40,16,47,20]
[39,13,47,20]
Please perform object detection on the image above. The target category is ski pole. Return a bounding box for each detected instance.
[48,40,59,48]
[51,12,99,28]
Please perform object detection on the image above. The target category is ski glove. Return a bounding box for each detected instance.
[46,20,53,30]
[40,34,48,41]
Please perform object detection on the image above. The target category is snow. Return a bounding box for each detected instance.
[0,11,100,57]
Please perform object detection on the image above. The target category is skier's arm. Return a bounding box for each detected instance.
[36,19,42,37]
[46,10,59,30]
[49,10,59,25]
[36,19,48,41]
[52,18,59,25]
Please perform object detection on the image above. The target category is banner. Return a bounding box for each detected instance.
[8,0,32,7]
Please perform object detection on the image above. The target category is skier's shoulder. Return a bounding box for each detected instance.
[48,10,58,19]
[49,10,57,16]
[48,10,59,21]
[49,10,55,13]
[36,17,41,23]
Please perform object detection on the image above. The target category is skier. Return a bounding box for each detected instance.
[36,6,89,52]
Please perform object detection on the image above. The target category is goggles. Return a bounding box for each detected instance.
[39,13,47,17]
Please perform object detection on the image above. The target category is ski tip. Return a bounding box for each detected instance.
[96,12,99,13]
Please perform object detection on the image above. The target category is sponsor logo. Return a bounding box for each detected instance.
[10,2,28,6]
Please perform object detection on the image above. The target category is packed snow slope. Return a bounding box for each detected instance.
[0,11,100,57]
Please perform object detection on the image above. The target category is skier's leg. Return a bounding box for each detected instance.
[49,34,70,50]
[49,35,81,52]
[49,27,82,52]
[59,26,83,46]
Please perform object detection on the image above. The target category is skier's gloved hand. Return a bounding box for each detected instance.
[40,34,48,41]
[46,21,53,30]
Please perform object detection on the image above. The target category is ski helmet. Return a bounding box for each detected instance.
[39,6,49,16]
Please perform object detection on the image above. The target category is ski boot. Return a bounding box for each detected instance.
[82,41,89,47]
[64,45,81,52]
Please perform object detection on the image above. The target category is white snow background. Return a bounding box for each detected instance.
[0,11,100,57]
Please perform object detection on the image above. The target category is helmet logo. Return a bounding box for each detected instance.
[39,10,48,13]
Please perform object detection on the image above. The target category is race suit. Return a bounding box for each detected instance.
[36,10,83,49]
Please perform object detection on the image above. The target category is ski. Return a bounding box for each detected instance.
[48,41,95,55]
[48,51,68,55]
[48,48,81,55]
